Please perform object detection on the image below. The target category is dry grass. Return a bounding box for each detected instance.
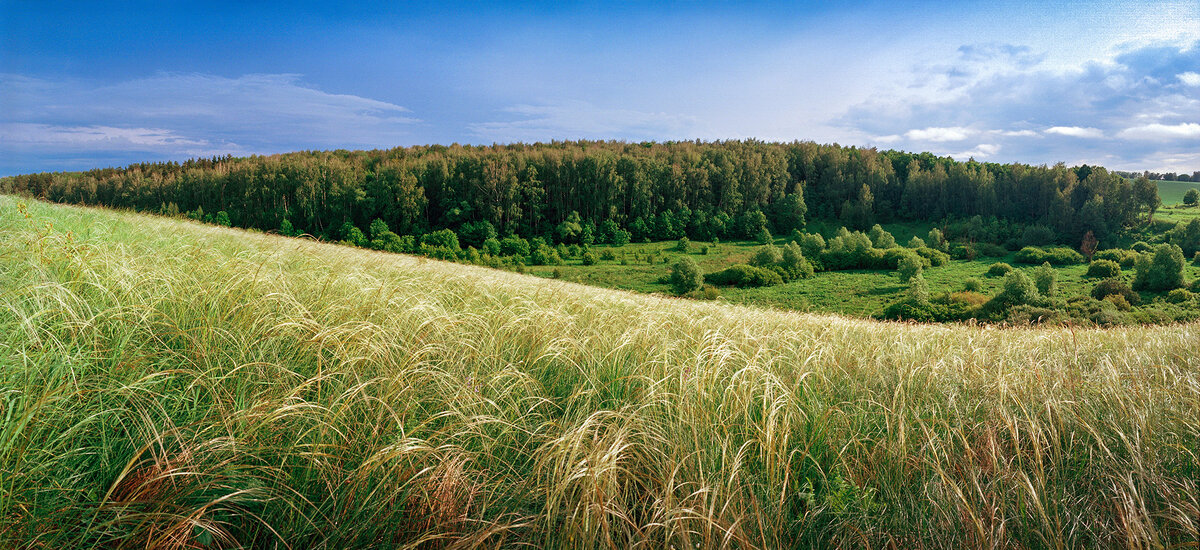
[1,196,1197,548]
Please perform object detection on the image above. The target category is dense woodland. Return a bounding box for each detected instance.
[0,140,1164,247]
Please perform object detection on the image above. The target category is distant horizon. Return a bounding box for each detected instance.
[3,1,1199,175]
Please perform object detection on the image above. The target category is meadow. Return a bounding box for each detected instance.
[1,195,1197,548]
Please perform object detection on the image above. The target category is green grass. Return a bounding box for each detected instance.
[1156,179,1200,205]
[2,196,1198,548]
[532,238,1200,318]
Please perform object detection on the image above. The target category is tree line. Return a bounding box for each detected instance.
[0,140,1162,246]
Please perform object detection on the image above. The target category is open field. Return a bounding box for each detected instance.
[2,196,1198,548]
[1156,179,1200,205]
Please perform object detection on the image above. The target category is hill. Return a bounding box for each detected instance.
[2,196,1197,548]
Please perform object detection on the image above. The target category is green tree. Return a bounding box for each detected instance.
[669,257,704,294]
[1033,261,1056,297]
[1184,188,1199,206]
[897,253,923,283]
[868,224,896,249]
[369,218,390,240]
[1133,243,1185,291]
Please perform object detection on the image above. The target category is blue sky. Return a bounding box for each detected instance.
[2,1,1199,176]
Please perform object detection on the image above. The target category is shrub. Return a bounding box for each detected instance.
[1193,278,1200,293]
[599,249,616,261]
[481,237,502,256]
[963,277,983,292]
[914,247,949,266]
[906,236,926,249]
[949,244,976,261]
[213,210,232,227]
[457,220,496,247]
[1184,188,1199,206]
[280,218,298,237]
[1086,259,1121,278]
[1033,261,1056,297]
[705,264,783,287]
[669,257,704,294]
[421,229,461,252]
[750,244,783,268]
[700,246,709,255]
[780,242,814,280]
[529,244,563,266]
[986,270,1039,311]
[1104,294,1132,311]
[1132,244,1186,291]
[610,229,631,247]
[580,250,598,265]
[1014,246,1083,265]
[1165,288,1195,304]
[798,232,826,258]
[1095,248,1140,268]
[340,222,367,247]
[551,267,563,279]
[755,227,773,245]
[675,237,691,253]
[1194,251,1200,266]
[698,284,721,300]
[372,231,408,253]
[987,262,1013,277]
[1092,278,1140,305]
[897,253,923,283]
[907,274,930,304]
[868,224,896,248]
[975,242,1008,257]
[1131,241,1152,253]
[927,228,946,251]
[499,236,530,258]
[947,291,989,308]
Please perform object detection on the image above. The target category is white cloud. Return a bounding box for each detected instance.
[0,73,420,169]
[951,143,1001,159]
[469,100,697,142]
[1044,126,1104,138]
[1118,122,1200,140]
[997,129,1039,137]
[903,126,971,142]
[1177,71,1200,86]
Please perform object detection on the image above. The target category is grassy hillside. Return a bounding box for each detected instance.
[1156,179,1200,205]
[2,196,1197,548]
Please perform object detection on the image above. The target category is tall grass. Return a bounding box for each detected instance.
[1,196,1197,548]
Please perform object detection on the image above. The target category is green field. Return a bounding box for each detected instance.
[523,236,1200,319]
[2,196,1197,548]
[1156,179,1200,205]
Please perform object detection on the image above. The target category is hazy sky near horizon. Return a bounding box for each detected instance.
[2,1,1199,175]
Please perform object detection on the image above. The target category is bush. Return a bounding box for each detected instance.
[1092,278,1140,305]
[1033,261,1056,297]
[610,229,631,247]
[798,232,826,258]
[529,244,563,266]
[1103,294,1132,311]
[1193,278,1200,293]
[755,227,773,245]
[949,243,976,261]
[1132,244,1186,291]
[1194,251,1200,266]
[780,242,814,280]
[975,242,1008,257]
[1094,248,1140,268]
[1014,246,1083,265]
[499,236,530,258]
[1131,241,1152,253]
[868,224,896,248]
[927,228,946,251]
[986,270,1040,311]
[700,246,709,255]
[705,264,783,287]
[1165,288,1195,304]
[1086,259,1121,278]
[749,244,783,268]
[482,237,502,256]
[675,237,691,253]
[421,229,461,252]
[897,253,923,283]
[599,249,617,261]
[987,262,1013,277]
[669,257,704,294]
[580,250,598,265]
[914,247,949,267]
[963,277,983,292]
[213,210,232,227]
[1184,188,1199,206]
[906,236,926,249]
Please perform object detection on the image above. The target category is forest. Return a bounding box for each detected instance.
[0,140,1164,248]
